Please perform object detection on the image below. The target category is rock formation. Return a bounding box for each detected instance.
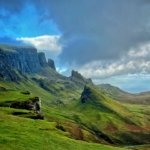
[70,70,94,86]
[48,58,56,70]
[81,85,91,103]
[0,44,40,80]
[0,44,56,80]
[38,52,48,67]
[71,70,84,80]
[10,96,41,114]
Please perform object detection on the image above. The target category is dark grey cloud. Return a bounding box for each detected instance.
[0,0,26,16]
[35,0,150,65]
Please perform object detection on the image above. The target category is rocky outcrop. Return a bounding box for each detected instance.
[81,85,91,103]
[48,58,56,70]
[71,70,84,80]
[38,53,56,70]
[38,52,48,67]
[10,96,41,114]
[70,70,94,87]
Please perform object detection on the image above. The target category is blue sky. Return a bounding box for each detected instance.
[0,3,60,38]
[1,0,150,93]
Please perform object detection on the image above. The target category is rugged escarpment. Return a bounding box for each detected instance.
[0,44,56,80]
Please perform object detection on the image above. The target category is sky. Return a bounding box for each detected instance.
[1,0,150,93]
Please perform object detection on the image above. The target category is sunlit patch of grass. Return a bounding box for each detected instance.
[0,111,123,150]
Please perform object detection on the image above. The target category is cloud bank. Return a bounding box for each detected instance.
[40,0,150,65]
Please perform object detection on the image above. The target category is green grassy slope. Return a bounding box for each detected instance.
[66,86,150,145]
[0,84,124,150]
[0,110,124,150]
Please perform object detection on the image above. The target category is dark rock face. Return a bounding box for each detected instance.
[71,70,84,80]
[48,58,56,70]
[38,52,48,67]
[10,46,40,72]
[0,44,41,80]
[0,48,19,80]
[81,85,91,103]
[0,44,58,81]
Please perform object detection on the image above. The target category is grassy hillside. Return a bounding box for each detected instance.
[0,68,150,149]
[66,86,150,145]
[0,110,124,150]
[0,83,123,150]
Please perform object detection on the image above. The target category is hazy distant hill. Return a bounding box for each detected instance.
[97,84,150,104]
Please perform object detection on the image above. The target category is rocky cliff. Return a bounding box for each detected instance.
[48,58,56,71]
[0,44,56,80]
[38,52,48,67]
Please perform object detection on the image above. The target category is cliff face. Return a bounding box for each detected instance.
[0,44,56,80]
[48,58,56,71]
[38,52,48,67]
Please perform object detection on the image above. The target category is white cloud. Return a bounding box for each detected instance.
[17,35,62,58]
[78,60,150,79]
[128,43,150,58]
[77,42,150,80]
